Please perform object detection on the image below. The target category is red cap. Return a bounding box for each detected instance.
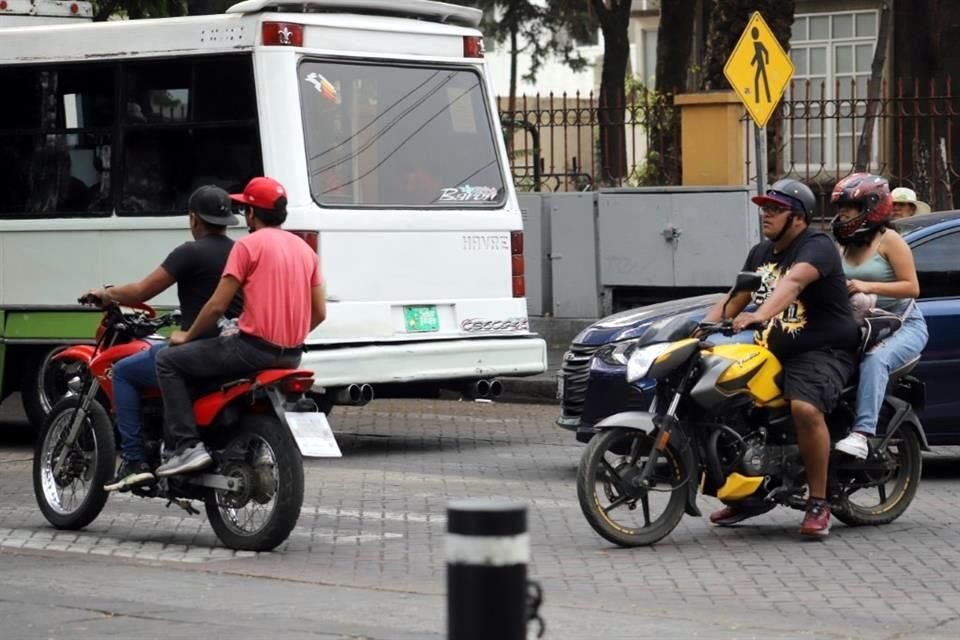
[229,177,287,210]
[751,192,795,210]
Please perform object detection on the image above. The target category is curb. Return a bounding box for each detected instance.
[498,374,558,405]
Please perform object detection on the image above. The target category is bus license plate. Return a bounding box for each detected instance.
[284,412,342,458]
[404,305,440,332]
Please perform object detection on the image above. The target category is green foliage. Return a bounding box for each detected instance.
[445,1,597,82]
[92,0,232,20]
[625,76,677,186]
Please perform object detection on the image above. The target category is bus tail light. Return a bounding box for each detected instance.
[291,230,319,252]
[262,22,304,47]
[511,231,525,298]
[463,36,484,58]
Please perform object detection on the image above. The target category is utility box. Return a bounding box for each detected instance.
[546,192,600,318]
[598,186,759,289]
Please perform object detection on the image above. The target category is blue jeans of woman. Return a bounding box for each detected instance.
[854,305,929,435]
[112,341,166,462]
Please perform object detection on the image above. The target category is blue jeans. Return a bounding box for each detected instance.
[854,305,929,435]
[112,341,166,462]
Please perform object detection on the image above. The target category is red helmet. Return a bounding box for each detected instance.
[830,173,892,244]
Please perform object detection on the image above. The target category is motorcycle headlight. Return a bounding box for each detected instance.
[626,342,673,383]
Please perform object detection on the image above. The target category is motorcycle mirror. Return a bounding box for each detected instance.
[731,271,763,295]
[721,271,762,319]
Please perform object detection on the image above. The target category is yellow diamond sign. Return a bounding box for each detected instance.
[723,11,795,128]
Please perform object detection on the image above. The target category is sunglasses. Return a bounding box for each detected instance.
[760,205,790,215]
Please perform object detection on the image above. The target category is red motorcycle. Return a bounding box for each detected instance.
[32,296,324,551]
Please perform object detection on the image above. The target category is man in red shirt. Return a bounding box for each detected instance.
[154,177,327,477]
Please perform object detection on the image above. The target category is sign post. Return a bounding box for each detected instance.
[723,11,795,197]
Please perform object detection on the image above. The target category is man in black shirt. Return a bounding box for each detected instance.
[702,178,859,537]
[86,185,242,491]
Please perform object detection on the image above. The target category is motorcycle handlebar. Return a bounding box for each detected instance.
[697,319,767,337]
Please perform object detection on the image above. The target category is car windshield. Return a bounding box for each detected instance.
[299,59,506,209]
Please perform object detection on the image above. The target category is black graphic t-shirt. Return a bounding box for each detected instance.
[742,228,859,360]
[162,234,243,338]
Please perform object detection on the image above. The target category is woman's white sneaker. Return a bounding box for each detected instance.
[835,432,869,459]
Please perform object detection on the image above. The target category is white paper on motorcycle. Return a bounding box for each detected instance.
[285,411,342,458]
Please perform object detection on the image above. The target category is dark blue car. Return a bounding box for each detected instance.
[558,211,960,446]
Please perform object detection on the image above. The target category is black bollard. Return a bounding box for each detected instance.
[447,499,529,640]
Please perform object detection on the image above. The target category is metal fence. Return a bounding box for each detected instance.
[499,78,960,215]
[498,90,680,193]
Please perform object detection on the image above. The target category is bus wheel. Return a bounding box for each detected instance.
[23,346,80,430]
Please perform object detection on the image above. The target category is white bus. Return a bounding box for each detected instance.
[0,0,547,425]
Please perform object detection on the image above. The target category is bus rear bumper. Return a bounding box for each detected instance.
[300,337,547,387]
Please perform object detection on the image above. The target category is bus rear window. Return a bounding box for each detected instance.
[299,60,505,209]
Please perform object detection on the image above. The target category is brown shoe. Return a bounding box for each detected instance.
[800,500,831,537]
[709,502,774,526]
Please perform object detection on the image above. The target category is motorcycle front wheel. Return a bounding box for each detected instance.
[205,414,304,552]
[577,427,689,547]
[33,397,115,529]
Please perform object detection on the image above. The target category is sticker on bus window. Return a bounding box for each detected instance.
[304,72,338,102]
[438,185,499,202]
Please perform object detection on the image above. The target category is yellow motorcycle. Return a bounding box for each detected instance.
[577,272,927,547]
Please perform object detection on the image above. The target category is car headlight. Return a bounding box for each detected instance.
[593,339,641,367]
[626,342,673,383]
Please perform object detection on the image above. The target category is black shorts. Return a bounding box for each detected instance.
[781,348,857,414]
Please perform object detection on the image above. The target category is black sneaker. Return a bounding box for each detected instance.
[104,459,155,492]
[155,443,213,477]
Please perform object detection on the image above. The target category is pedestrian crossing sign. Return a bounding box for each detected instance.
[723,11,795,128]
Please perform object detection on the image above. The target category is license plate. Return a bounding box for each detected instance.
[284,411,342,458]
[404,305,440,332]
[556,373,565,400]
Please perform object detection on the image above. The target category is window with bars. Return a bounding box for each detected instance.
[785,10,879,171]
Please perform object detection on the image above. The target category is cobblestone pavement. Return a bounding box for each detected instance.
[3,397,960,638]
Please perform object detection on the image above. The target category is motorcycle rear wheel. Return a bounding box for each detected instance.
[204,414,304,551]
[833,426,922,527]
[577,427,688,547]
[33,397,114,529]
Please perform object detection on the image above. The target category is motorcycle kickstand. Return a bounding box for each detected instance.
[165,498,200,516]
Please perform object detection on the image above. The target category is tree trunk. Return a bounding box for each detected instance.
[507,21,519,156]
[893,0,941,206]
[592,0,633,185]
[653,0,697,184]
[657,0,696,94]
[854,3,891,171]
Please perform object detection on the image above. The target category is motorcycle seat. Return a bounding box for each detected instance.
[841,354,921,398]
[193,369,315,427]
